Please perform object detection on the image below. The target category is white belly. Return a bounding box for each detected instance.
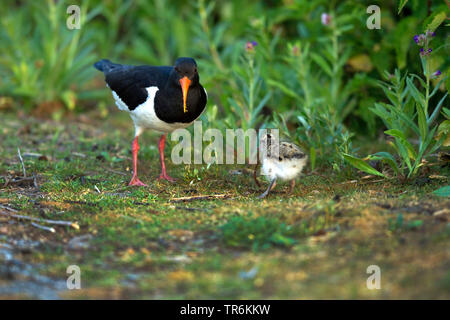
[261,158,306,181]
[112,86,193,135]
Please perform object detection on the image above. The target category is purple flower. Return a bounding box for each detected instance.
[432,70,441,77]
[425,30,435,38]
[321,13,331,26]
[245,41,258,52]
[420,48,432,57]
[414,34,426,46]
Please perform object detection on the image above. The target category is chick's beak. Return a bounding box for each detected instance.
[179,76,191,113]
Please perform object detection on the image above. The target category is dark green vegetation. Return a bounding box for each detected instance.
[0,114,449,299]
[0,0,448,171]
[0,0,449,299]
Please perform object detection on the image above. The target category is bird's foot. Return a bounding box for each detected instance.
[128,176,148,187]
[157,173,177,183]
[257,191,269,199]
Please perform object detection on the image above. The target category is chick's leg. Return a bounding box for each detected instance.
[257,178,277,199]
[288,179,295,194]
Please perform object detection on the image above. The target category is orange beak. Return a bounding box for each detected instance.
[179,76,191,113]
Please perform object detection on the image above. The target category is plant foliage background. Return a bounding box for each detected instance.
[0,0,448,178]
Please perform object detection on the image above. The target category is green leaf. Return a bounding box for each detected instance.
[376,102,420,135]
[270,233,296,247]
[398,0,408,14]
[416,101,428,139]
[343,154,385,177]
[267,79,301,100]
[369,152,400,175]
[432,186,450,197]
[406,76,425,109]
[409,126,438,177]
[406,220,423,229]
[393,17,417,69]
[424,11,447,32]
[446,76,450,94]
[384,129,417,160]
[410,74,427,89]
[309,146,316,171]
[443,107,450,119]
[311,53,332,77]
[428,92,448,126]
[429,76,448,98]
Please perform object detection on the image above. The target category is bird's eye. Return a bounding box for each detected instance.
[194,68,198,73]
[175,67,180,73]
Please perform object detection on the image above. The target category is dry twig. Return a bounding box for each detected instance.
[0,210,80,230]
[17,148,26,177]
[170,194,231,202]
[31,222,56,233]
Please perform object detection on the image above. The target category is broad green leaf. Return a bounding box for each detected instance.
[369,152,400,175]
[385,129,417,160]
[432,186,450,197]
[343,154,385,177]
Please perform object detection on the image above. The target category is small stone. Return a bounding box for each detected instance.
[67,234,93,250]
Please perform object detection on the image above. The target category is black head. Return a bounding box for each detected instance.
[172,57,199,113]
[173,57,198,82]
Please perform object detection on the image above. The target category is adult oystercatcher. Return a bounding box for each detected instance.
[258,133,307,198]
[94,57,207,186]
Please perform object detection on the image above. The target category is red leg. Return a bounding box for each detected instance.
[128,136,147,186]
[156,134,176,182]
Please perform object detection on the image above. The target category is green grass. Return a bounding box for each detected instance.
[0,111,449,299]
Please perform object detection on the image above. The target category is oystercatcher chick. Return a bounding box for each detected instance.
[258,133,307,199]
[94,57,207,186]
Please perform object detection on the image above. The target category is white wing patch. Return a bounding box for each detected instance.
[111,89,129,111]
[109,85,201,136]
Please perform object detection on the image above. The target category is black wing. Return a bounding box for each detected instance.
[95,60,172,111]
